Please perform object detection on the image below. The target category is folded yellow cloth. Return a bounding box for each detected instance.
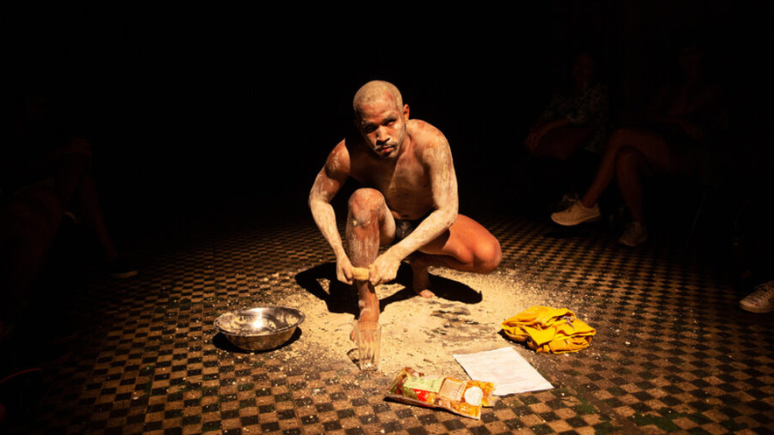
[501,306,596,354]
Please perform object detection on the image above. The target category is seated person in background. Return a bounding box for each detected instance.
[1,86,136,423]
[1,88,136,278]
[732,144,774,313]
[550,42,726,247]
[524,53,609,209]
[308,80,501,336]
[525,52,610,161]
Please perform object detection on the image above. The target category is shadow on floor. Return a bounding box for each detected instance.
[294,262,484,317]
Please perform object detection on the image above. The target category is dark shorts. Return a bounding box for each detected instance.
[392,212,431,244]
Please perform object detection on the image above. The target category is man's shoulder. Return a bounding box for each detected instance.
[326,133,370,172]
[407,119,450,153]
[408,119,441,135]
[329,130,363,153]
[340,132,370,158]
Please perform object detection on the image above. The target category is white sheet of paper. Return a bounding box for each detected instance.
[453,347,554,396]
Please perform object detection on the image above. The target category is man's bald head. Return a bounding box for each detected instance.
[352,80,404,122]
[351,80,410,159]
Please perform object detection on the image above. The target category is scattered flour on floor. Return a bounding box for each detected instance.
[278,267,556,377]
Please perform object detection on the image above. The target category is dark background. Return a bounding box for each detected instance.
[4,1,772,241]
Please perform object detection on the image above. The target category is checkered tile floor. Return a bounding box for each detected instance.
[3,202,774,435]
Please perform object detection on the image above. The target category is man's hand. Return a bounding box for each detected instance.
[368,252,402,286]
[336,256,355,285]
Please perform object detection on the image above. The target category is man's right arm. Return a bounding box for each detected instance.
[308,142,355,283]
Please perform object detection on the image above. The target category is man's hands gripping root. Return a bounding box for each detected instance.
[337,252,402,286]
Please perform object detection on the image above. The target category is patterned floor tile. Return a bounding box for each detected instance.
[2,206,773,435]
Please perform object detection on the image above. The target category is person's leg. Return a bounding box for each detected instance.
[0,187,63,339]
[614,146,652,223]
[53,150,91,206]
[530,127,597,206]
[54,144,134,276]
[74,172,119,262]
[553,127,680,228]
[53,147,115,254]
[345,188,395,326]
[613,146,658,247]
[531,126,597,162]
[408,214,501,297]
[580,127,676,208]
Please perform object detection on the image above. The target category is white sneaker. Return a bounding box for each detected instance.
[618,222,648,247]
[739,281,774,313]
[551,201,601,226]
[556,192,579,211]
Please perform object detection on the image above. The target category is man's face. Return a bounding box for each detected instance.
[356,95,409,160]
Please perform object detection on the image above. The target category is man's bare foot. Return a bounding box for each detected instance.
[350,319,380,341]
[410,257,435,298]
[350,308,378,341]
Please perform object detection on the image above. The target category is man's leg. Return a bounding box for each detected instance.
[345,189,395,327]
[409,214,501,297]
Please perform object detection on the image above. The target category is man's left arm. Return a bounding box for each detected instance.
[369,136,459,284]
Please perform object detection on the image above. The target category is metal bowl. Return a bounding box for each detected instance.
[214,306,305,351]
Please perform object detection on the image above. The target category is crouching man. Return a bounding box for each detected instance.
[308,80,501,335]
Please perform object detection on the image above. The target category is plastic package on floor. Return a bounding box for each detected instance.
[386,367,496,419]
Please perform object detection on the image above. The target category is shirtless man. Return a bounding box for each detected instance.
[308,80,501,332]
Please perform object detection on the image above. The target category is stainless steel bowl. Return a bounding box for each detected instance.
[214,306,305,351]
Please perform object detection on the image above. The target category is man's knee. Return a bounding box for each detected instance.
[348,188,385,223]
[475,237,502,273]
